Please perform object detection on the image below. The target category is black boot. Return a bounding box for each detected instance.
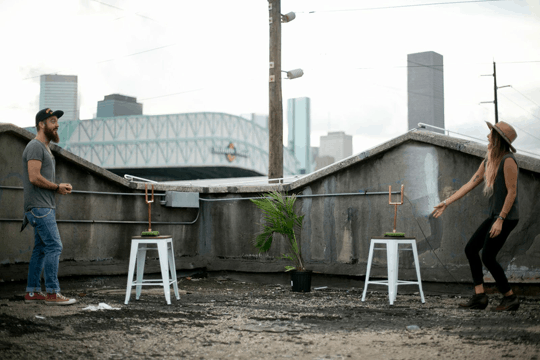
[492,294,520,311]
[459,293,489,309]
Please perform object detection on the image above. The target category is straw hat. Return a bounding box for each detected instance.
[485,121,517,153]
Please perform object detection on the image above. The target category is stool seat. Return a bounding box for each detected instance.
[125,235,180,305]
[362,237,425,305]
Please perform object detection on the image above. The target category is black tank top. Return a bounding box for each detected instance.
[486,153,519,220]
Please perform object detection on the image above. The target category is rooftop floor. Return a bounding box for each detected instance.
[1,272,539,359]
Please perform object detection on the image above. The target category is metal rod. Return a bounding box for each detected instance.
[0,208,201,225]
[388,185,404,233]
[145,183,154,232]
[0,185,400,202]
[199,191,402,202]
[0,186,166,197]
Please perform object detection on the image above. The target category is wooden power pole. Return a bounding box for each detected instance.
[493,61,499,124]
[268,0,283,181]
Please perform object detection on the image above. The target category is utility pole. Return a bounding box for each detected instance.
[481,61,510,124]
[493,61,499,124]
[268,0,283,182]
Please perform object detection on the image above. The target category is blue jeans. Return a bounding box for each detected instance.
[25,208,63,294]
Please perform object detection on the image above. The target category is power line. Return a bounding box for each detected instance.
[497,114,540,143]
[139,88,204,101]
[299,0,505,13]
[509,86,540,108]
[22,43,176,80]
[510,123,540,143]
[498,60,540,65]
[97,44,175,63]
[355,60,540,71]
[90,0,158,22]
[499,93,540,122]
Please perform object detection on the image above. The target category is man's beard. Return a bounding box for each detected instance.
[44,125,59,143]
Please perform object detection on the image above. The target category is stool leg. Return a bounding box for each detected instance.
[157,241,171,305]
[362,240,375,302]
[168,241,180,300]
[411,242,425,303]
[387,242,398,305]
[135,247,147,300]
[395,243,400,303]
[125,242,139,305]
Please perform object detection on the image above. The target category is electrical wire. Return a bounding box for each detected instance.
[97,44,176,64]
[139,88,204,101]
[509,86,540,108]
[298,0,505,13]
[497,115,540,143]
[90,0,158,22]
[499,93,540,122]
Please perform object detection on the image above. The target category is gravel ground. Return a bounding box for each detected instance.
[0,273,539,360]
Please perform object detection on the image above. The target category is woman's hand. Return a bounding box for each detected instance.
[489,218,503,238]
[432,202,447,218]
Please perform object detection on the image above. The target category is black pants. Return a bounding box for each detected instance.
[464,217,518,294]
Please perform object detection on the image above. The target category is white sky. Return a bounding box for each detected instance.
[2,0,540,155]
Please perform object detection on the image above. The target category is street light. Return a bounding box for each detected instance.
[282,68,304,79]
[281,12,296,23]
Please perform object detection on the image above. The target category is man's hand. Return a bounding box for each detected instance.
[431,202,447,218]
[489,218,503,238]
[57,183,72,195]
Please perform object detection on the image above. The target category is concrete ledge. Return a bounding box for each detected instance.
[0,123,130,188]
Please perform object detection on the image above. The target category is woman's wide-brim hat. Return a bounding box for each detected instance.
[485,121,517,153]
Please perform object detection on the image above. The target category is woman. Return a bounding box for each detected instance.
[432,121,520,311]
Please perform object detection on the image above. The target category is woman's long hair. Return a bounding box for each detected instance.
[484,129,510,197]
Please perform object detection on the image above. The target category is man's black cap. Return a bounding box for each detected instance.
[35,108,63,127]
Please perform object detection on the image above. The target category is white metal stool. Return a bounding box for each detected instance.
[362,236,425,305]
[125,235,180,305]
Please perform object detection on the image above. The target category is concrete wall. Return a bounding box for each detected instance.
[1,124,539,284]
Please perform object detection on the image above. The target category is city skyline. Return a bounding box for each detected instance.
[3,0,540,156]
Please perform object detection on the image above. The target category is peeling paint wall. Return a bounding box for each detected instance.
[1,127,539,285]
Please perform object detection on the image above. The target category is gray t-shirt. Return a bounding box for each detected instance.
[22,139,56,211]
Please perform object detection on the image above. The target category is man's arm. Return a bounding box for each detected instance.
[27,160,72,194]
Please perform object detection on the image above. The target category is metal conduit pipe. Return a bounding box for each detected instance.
[0,185,401,201]
[0,208,201,225]
[0,186,166,197]
[0,188,398,223]
[198,191,401,202]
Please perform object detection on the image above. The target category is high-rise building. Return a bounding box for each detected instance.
[319,131,353,166]
[287,97,311,174]
[407,51,445,134]
[39,74,78,122]
[97,94,143,118]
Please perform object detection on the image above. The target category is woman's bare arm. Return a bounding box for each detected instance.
[432,160,485,218]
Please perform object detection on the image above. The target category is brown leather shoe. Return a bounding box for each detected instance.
[492,294,520,311]
[459,293,489,310]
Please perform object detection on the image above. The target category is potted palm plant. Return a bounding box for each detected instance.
[251,191,311,292]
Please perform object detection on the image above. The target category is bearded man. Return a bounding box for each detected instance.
[21,108,76,305]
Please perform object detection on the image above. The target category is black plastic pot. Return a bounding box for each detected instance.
[290,270,312,292]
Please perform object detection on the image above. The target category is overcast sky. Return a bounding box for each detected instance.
[2,0,539,155]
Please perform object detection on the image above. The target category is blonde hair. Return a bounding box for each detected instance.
[483,130,510,197]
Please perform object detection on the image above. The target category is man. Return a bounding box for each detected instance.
[21,108,76,305]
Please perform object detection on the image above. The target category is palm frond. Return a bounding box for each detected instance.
[251,191,306,271]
